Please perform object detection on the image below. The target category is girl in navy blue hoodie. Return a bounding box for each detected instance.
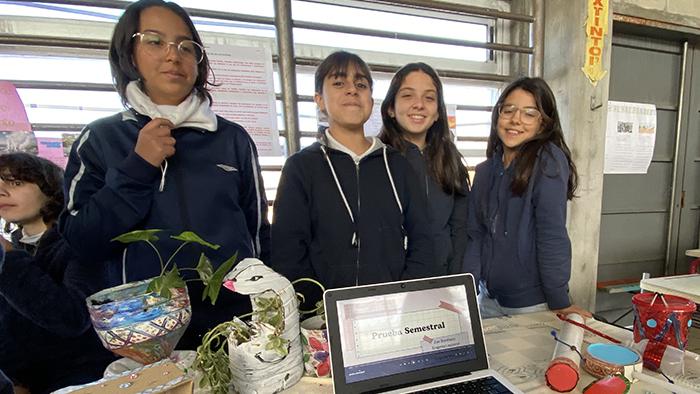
[271,52,433,304]
[379,63,470,276]
[60,0,269,349]
[464,77,591,318]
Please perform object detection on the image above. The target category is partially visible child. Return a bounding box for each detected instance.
[271,51,433,300]
[0,153,113,394]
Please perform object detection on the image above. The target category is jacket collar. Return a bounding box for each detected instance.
[318,128,385,162]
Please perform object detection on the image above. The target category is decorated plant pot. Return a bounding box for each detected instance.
[632,292,696,351]
[300,315,330,378]
[86,279,191,365]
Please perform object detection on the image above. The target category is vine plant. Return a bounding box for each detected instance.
[193,277,325,394]
[111,229,237,304]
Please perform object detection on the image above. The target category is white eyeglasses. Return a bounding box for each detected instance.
[498,104,542,125]
[132,32,205,64]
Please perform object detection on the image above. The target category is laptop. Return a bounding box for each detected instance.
[324,273,523,394]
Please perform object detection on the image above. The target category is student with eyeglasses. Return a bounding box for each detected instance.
[60,0,269,350]
[463,77,592,319]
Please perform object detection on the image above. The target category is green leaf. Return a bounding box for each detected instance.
[196,253,214,284]
[202,252,238,305]
[171,231,220,250]
[150,265,186,298]
[265,334,289,356]
[111,229,162,244]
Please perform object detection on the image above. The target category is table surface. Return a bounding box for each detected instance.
[66,311,700,393]
[285,311,700,394]
[640,274,700,303]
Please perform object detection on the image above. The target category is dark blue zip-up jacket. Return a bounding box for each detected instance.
[0,227,114,393]
[464,142,571,310]
[59,110,270,349]
[270,140,434,296]
[403,142,469,275]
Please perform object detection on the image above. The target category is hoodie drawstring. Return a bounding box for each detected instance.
[382,147,407,250]
[159,159,168,192]
[320,146,357,247]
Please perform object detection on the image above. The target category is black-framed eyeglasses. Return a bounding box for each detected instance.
[498,104,541,125]
[132,32,205,64]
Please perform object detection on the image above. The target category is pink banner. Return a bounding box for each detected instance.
[0,81,31,132]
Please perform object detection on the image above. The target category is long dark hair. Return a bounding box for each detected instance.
[0,153,64,227]
[379,63,469,195]
[487,77,577,199]
[109,0,213,107]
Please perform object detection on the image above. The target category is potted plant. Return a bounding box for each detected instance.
[299,300,330,378]
[86,229,237,365]
[192,259,329,394]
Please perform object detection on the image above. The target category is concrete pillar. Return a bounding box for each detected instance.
[542,0,613,311]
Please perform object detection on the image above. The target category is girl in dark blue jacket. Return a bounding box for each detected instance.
[464,77,591,318]
[0,153,113,393]
[379,63,470,276]
[59,0,269,349]
[271,52,433,302]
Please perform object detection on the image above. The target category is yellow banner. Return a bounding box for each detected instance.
[582,0,609,85]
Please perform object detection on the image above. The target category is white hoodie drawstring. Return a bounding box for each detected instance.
[320,146,357,246]
[382,146,407,250]
[159,159,168,192]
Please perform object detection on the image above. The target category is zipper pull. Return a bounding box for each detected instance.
[351,232,358,247]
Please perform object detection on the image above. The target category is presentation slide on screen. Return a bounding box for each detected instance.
[336,285,475,382]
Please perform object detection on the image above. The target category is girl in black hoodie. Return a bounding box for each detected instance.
[0,153,113,393]
[271,52,434,304]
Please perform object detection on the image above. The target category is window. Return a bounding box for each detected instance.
[1,0,529,206]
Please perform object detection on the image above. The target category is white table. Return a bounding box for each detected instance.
[640,274,700,303]
[286,311,700,393]
[68,311,700,393]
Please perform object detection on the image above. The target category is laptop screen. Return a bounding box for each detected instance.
[324,274,489,394]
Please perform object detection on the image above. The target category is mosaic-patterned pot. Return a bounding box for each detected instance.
[86,279,191,364]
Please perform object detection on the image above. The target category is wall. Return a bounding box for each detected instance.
[542,0,613,311]
[613,0,700,29]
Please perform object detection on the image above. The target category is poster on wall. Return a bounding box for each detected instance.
[604,100,656,174]
[0,81,38,155]
[207,45,282,156]
[447,104,457,138]
[35,136,67,168]
[582,0,609,85]
[364,100,383,137]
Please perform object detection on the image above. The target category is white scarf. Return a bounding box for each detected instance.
[125,81,217,131]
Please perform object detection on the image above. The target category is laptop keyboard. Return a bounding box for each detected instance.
[411,376,514,394]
